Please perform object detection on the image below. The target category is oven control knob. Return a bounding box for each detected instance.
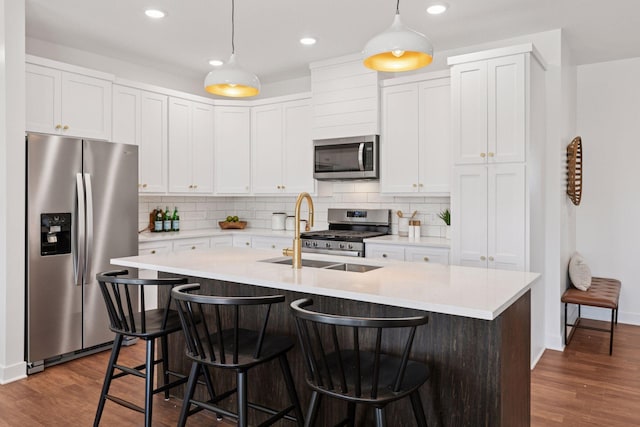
[304,241,311,247]
[348,244,353,249]
[325,242,331,248]
[339,243,345,249]
[312,242,318,247]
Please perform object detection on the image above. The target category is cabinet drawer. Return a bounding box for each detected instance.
[365,244,405,261]
[233,235,252,248]
[138,241,172,256]
[252,236,291,250]
[210,235,233,248]
[404,247,450,265]
[173,237,210,252]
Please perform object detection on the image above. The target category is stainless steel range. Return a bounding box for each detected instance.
[301,208,391,257]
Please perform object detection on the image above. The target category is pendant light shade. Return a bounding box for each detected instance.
[204,0,260,97]
[205,54,260,97]
[363,9,433,72]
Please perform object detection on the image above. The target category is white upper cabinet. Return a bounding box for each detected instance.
[168,98,214,194]
[380,73,451,194]
[214,106,251,194]
[451,53,525,165]
[26,62,112,140]
[252,98,314,195]
[310,55,380,139]
[113,85,168,193]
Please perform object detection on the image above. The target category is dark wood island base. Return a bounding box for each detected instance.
[159,276,531,427]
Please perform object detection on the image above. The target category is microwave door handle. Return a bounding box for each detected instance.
[75,173,85,286]
[358,142,365,171]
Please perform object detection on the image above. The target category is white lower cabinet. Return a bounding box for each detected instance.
[173,237,211,252]
[251,236,292,251]
[366,243,450,265]
[138,241,173,310]
[138,241,172,256]
[233,235,253,248]
[210,235,234,248]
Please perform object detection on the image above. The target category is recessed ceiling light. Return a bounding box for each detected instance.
[300,37,317,46]
[145,9,166,19]
[426,3,448,15]
[209,59,224,66]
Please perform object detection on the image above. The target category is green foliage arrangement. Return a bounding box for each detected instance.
[437,209,450,226]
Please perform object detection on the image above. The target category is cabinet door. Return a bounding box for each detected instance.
[60,71,112,140]
[112,85,140,146]
[233,235,252,248]
[214,107,251,194]
[190,102,214,193]
[380,83,420,193]
[168,98,193,193]
[452,166,488,268]
[365,244,404,261]
[282,99,314,194]
[139,92,168,193]
[488,55,526,163]
[252,104,283,193]
[405,246,450,265]
[173,237,210,252]
[487,164,526,271]
[26,63,61,134]
[419,79,451,193]
[138,241,172,256]
[451,61,488,165]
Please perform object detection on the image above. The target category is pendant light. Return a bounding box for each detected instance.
[204,0,260,97]
[363,0,434,72]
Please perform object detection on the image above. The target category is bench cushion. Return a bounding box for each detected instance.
[561,277,621,309]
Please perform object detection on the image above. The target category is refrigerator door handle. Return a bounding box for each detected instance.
[75,173,85,286]
[84,173,94,282]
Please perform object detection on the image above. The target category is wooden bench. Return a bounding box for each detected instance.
[561,277,620,355]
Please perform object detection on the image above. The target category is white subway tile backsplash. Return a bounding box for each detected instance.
[139,187,450,238]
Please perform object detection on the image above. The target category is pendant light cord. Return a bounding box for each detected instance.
[396,0,400,14]
[231,0,235,54]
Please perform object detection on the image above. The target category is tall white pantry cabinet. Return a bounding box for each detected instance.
[449,44,546,272]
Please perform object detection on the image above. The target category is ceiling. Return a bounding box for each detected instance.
[25,0,640,84]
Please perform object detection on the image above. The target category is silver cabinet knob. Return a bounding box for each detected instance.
[423,256,430,262]
[245,242,250,246]
[271,244,276,249]
[382,254,387,258]
[150,250,156,254]
[480,256,486,261]
[191,246,196,250]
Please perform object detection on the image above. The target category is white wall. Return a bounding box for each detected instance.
[576,57,640,325]
[0,0,27,384]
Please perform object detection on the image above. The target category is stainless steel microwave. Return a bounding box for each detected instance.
[313,135,379,180]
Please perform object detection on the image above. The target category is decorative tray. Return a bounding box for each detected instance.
[218,221,247,229]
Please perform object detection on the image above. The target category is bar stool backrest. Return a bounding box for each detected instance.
[171,284,286,366]
[96,270,188,337]
[290,298,428,400]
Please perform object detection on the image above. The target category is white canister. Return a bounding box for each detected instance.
[285,216,296,231]
[272,212,286,230]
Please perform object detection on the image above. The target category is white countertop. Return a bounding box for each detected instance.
[139,228,296,242]
[140,228,450,249]
[112,247,538,320]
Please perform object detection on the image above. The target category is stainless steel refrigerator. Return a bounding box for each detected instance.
[26,133,138,374]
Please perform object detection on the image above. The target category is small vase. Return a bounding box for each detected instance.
[445,226,451,240]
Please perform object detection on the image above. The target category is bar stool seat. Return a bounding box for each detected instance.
[94,270,195,427]
[172,283,304,427]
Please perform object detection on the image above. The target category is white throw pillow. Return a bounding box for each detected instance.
[569,252,592,291]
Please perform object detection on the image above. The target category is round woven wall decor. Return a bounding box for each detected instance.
[566,136,582,206]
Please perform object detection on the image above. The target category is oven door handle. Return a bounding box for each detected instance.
[357,142,365,171]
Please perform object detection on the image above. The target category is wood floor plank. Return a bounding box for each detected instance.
[0,320,638,426]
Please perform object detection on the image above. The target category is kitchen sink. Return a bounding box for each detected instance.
[261,257,381,273]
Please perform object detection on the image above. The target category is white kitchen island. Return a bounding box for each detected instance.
[112,247,539,426]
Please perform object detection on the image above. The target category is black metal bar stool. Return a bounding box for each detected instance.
[94,270,197,427]
[171,283,305,427]
[290,298,431,427]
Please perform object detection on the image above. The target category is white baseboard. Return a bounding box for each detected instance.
[530,347,545,369]
[545,332,564,351]
[0,361,27,384]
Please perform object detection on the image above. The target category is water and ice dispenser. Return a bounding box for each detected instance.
[40,213,71,256]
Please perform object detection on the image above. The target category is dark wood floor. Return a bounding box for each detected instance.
[0,320,638,426]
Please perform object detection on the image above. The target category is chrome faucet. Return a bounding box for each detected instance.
[282,192,314,268]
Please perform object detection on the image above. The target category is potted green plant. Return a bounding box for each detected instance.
[438,209,451,239]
